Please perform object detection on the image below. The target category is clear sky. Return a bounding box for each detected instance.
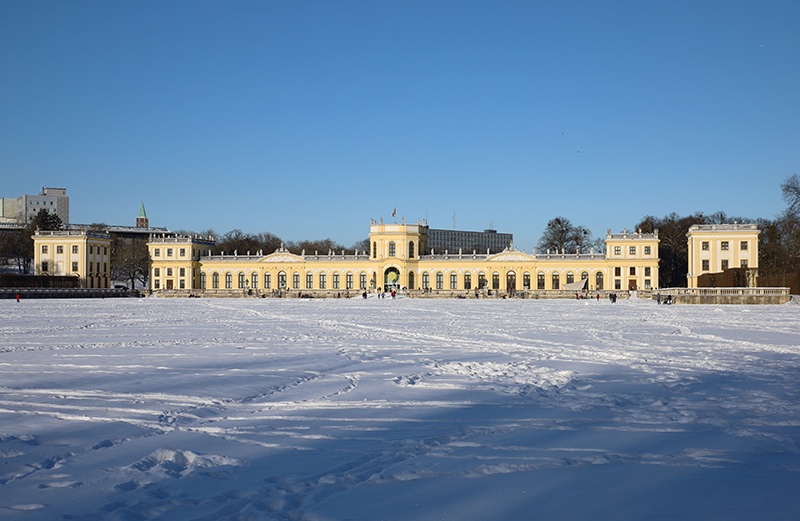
[2,1,798,250]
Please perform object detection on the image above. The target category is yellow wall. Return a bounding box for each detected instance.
[33,231,112,288]
[686,224,760,287]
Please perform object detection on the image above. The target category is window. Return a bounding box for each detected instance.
[239,272,246,288]
[42,245,48,254]
[702,241,709,251]
[741,259,748,267]
[644,246,651,255]
[104,247,108,255]
[492,273,500,290]
[252,273,258,288]
[180,248,186,257]
[523,273,530,289]
[389,242,396,257]
[721,260,729,270]
[360,273,367,289]
[200,273,206,289]
[72,261,78,272]
[307,273,313,289]
[721,241,729,251]
[372,242,377,259]
[629,267,635,276]
[702,260,709,271]
[436,272,443,289]
[167,268,173,277]
[551,273,560,290]
[478,273,486,289]
[614,246,621,255]
[225,272,232,289]
[56,245,63,254]
[464,273,472,290]
[293,272,300,289]
[180,268,185,277]
[645,279,651,290]
[346,273,353,289]
[154,280,160,289]
[179,279,185,289]
[73,245,79,254]
[167,248,173,257]
[595,272,604,290]
[629,246,636,256]
[644,267,651,276]
[41,261,49,272]
[265,273,271,289]
[422,272,430,289]
[213,272,219,289]
[154,268,160,277]
[566,272,574,284]
[89,246,93,254]
[615,279,621,290]
[333,272,340,289]
[537,272,545,290]
[409,272,415,290]
[614,267,621,277]
[409,241,415,259]
[154,248,160,257]
[319,273,326,289]
[450,272,458,289]
[740,241,748,251]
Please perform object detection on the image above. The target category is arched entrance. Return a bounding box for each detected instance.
[506,271,516,292]
[384,267,400,291]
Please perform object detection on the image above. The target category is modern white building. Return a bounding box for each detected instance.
[0,187,70,224]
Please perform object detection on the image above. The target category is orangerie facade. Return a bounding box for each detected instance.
[147,219,660,297]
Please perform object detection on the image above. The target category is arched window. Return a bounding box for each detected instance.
[409,241,415,259]
[360,272,367,289]
[436,272,443,289]
[346,272,353,289]
[213,272,219,289]
[537,272,545,290]
[464,272,472,290]
[422,272,430,290]
[278,271,286,289]
[293,272,300,289]
[523,272,530,289]
[552,272,560,290]
[566,272,574,284]
[581,271,589,280]
[408,271,415,290]
[478,272,487,289]
[492,272,500,290]
[306,272,313,289]
[450,272,458,289]
[265,273,271,289]
[595,271,604,290]
[506,271,516,291]
[238,272,246,288]
[319,272,327,289]
[333,272,340,289]
[389,241,396,257]
[225,272,233,289]
[251,272,258,288]
[200,272,206,289]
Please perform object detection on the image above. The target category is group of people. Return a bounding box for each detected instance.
[364,287,397,299]
[656,293,673,305]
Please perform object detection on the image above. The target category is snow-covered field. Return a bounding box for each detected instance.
[1,297,799,520]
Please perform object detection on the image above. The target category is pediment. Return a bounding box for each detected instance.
[261,252,304,262]
[488,252,534,262]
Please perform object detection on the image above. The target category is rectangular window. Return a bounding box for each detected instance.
[179,280,185,289]
[72,261,78,272]
[265,273,271,289]
[333,273,340,289]
[721,260,729,270]
[167,248,173,257]
[167,268,173,276]
[154,268,160,277]
[180,267,185,277]
[614,246,621,255]
[702,260,709,271]
[319,273,326,289]
[154,280,160,289]
[360,273,367,290]
[307,273,313,289]
[629,267,635,276]
[645,279,651,290]
[720,241,729,250]
[702,241,709,251]
[614,267,621,277]
[293,273,300,289]
[154,248,160,257]
[629,246,636,256]
[73,245,79,254]
[42,261,49,272]
[741,259,748,267]
[103,262,107,273]
[180,248,186,257]
[346,273,353,290]
[614,279,621,290]
[56,245,63,254]
[740,241,748,251]
[42,245,48,254]
[97,262,100,273]
[89,246,93,254]
[645,267,651,276]
[644,246,651,255]
[104,247,107,255]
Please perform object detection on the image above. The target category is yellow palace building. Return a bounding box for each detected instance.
[147,219,660,297]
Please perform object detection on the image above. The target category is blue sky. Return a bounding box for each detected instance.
[2,1,798,250]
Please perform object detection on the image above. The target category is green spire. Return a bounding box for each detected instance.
[138,199,147,218]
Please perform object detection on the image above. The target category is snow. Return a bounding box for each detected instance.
[1,297,799,520]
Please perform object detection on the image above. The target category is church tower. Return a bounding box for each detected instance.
[136,199,149,228]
